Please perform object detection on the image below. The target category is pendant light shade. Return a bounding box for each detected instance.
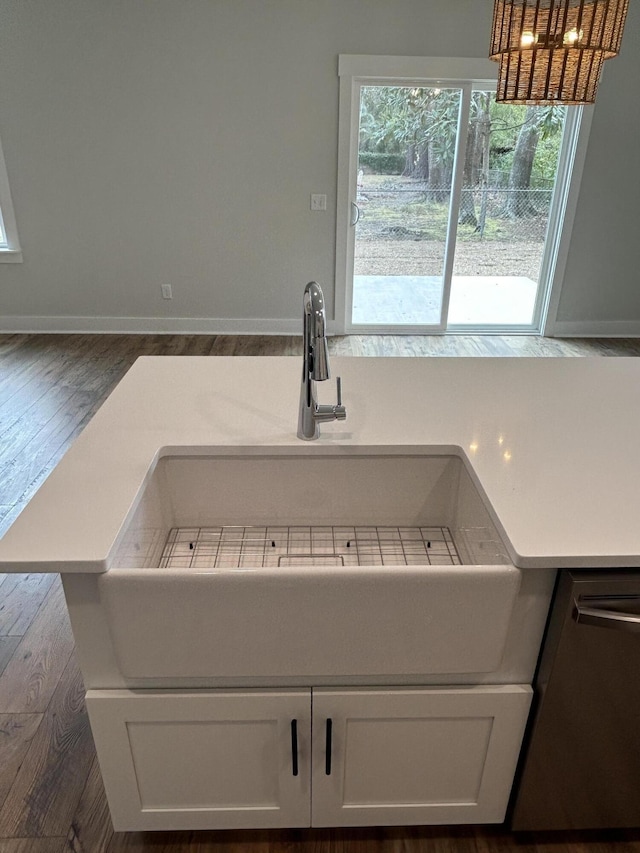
[490,0,629,104]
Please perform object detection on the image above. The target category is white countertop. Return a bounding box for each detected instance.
[1,354,639,572]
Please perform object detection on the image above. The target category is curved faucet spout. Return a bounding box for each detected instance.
[303,281,327,339]
[297,281,346,440]
[303,281,329,381]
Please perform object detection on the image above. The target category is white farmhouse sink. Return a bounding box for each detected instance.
[99,449,520,680]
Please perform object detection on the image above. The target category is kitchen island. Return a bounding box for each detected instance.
[1,355,639,573]
[0,355,638,831]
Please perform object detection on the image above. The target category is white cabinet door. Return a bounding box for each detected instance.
[311,685,532,827]
[86,689,311,831]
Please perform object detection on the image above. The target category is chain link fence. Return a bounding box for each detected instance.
[354,175,552,279]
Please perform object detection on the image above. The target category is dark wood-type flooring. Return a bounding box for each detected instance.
[1,332,640,853]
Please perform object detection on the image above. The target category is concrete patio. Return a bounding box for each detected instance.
[352,274,538,327]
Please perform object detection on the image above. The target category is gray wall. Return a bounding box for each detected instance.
[554,0,640,332]
[0,0,637,333]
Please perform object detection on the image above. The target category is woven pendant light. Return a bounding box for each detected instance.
[490,0,629,104]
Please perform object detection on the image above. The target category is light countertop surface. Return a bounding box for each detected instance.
[0,354,639,572]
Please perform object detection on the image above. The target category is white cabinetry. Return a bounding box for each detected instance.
[86,690,311,831]
[311,686,531,827]
[87,685,531,832]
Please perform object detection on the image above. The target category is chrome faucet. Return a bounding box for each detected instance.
[297,281,346,440]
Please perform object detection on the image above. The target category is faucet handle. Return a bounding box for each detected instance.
[314,377,346,424]
[334,377,346,421]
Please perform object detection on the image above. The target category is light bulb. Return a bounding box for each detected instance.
[520,30,537,48]
[563,28,583,46]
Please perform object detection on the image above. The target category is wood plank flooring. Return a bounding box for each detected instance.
[1,332,640,853]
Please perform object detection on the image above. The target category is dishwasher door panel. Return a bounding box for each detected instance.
[511,571,640,831]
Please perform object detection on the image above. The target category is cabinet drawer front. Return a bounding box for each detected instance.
[311,685,532,827]
[86,689,311,831]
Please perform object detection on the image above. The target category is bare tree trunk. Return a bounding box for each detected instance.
[477,94,492,237]
[426,139,453,202]
[505,106,539,218]
[402,143,416,177]
[458,93,492,228]
[412,141,430,180]
[458,119,478,227]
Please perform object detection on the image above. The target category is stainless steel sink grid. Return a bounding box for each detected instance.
[159,525,462,569]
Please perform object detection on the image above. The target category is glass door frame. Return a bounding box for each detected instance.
[334,55,592,336]
[345,78,474,334]
[335,56,496,334]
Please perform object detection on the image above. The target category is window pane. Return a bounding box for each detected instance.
[352,85,462,326]
[449,93,566,326]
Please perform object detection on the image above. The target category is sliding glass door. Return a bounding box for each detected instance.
[447,93,567,330]
[352,83,469,330]
[337,60,581,334]
[351,82,471,331]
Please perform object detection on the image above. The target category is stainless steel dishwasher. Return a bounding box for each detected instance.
[512,570,640,830]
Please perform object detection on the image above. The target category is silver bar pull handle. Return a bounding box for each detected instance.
[350,201,360,226]
[573,601,640,633]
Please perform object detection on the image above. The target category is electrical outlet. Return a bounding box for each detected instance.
[161,284,173,299]
[310,194,327,211]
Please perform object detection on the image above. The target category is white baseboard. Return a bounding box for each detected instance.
[0,315,321,335]
[7,314,637,339]
[552,320,640,338]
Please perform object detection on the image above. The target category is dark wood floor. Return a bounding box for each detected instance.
[2,332,640,853]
